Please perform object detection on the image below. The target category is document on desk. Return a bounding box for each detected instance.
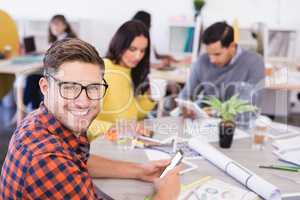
[272,135,300,151]
[189,137,281,200]
[184,118,249,142]
[180,177,260,200]
[269,123,300,139]
[272,135,300,166]
[274,149,300,166]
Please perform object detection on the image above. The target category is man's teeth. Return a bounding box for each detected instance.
[70,110,89,116]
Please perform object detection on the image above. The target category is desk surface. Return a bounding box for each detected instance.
[150,66,190,84]
[91,117,300,200]
[150,67,300,91]
[0,57,43,75]
[266,83,300,91]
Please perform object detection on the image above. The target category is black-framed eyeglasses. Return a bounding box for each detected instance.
[46,73,108,100]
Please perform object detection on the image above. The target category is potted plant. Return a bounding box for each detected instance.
[202,94,257,148]
[193,0,205,18]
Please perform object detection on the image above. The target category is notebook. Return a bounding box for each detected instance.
[180,176,260,200]
[184,118,249,142]
[274,149,300,166]
[272,135,300,151]
[268,123,299,139]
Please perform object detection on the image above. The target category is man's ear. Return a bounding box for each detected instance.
[229,42,236,49]
[228,42,236,55]
[39,77,49,96]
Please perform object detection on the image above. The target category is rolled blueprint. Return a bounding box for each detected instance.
[189,137,281,200]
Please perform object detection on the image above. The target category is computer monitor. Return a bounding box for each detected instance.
[23,36,36,54]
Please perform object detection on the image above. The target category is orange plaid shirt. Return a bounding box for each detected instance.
[0,103,102,199]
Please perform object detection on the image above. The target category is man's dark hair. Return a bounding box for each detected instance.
[132,10,151,30]
[44,38,104,75]
[106,20,150,94]
[203,21,234,48]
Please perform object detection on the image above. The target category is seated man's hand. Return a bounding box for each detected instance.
[136,160,170,182]
[202,106,216,117]
[153,166,181,200]
[161,58,171,67]
[181,106,197,120]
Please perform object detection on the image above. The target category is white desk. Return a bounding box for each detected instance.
[90,117,300,200]
[0,57,43,124]
[150,65,190,84]
[0,59,43,75]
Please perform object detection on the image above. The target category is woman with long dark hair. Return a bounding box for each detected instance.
[48,14,77,43]
[88,20,156,140]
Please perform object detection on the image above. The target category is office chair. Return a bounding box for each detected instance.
[0,10,20,100]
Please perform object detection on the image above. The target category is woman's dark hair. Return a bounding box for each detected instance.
[203,21,234,48]
[106,20,150,94]
[132,10,151,30]
[48,14,77,44]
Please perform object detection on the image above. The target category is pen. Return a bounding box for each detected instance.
[275,165,300,170]
[269,165,300,171]
[259,165,300,172]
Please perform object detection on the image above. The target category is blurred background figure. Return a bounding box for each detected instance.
[48,14,77,44]
[23,14,77,112]
[132,10,191,69]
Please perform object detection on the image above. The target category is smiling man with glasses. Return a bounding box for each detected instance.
[0,38,180,200]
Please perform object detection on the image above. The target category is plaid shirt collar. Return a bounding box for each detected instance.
[38,102,90,162]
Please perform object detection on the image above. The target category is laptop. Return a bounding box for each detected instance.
[10,36,43,64]
[23,36,40,55]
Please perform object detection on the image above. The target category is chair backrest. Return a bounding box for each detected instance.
[0,10,20,99]
[0,10,19,57]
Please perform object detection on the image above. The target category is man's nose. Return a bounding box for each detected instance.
[74,89,90,107]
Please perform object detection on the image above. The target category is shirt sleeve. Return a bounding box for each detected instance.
[136,94,156,120]
[247,54,265,85]
[247,54,265,107]
[179,56,202,100]
[24,153,101,200]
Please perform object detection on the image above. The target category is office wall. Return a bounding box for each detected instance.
[1,0,299,56]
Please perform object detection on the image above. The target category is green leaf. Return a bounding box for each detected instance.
[202,96,221,112]
[236,105,257,113]
[202,95,257,121]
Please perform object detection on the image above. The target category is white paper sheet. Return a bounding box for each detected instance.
[181,178,259,200]
[144,149,170,161]
[189,138,281,200]
[272,135,300,151]
[273,149,300,166]
[184,118,249,142]
[269,123,300,139]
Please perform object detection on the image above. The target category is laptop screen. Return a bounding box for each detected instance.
[23,36,36,54]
